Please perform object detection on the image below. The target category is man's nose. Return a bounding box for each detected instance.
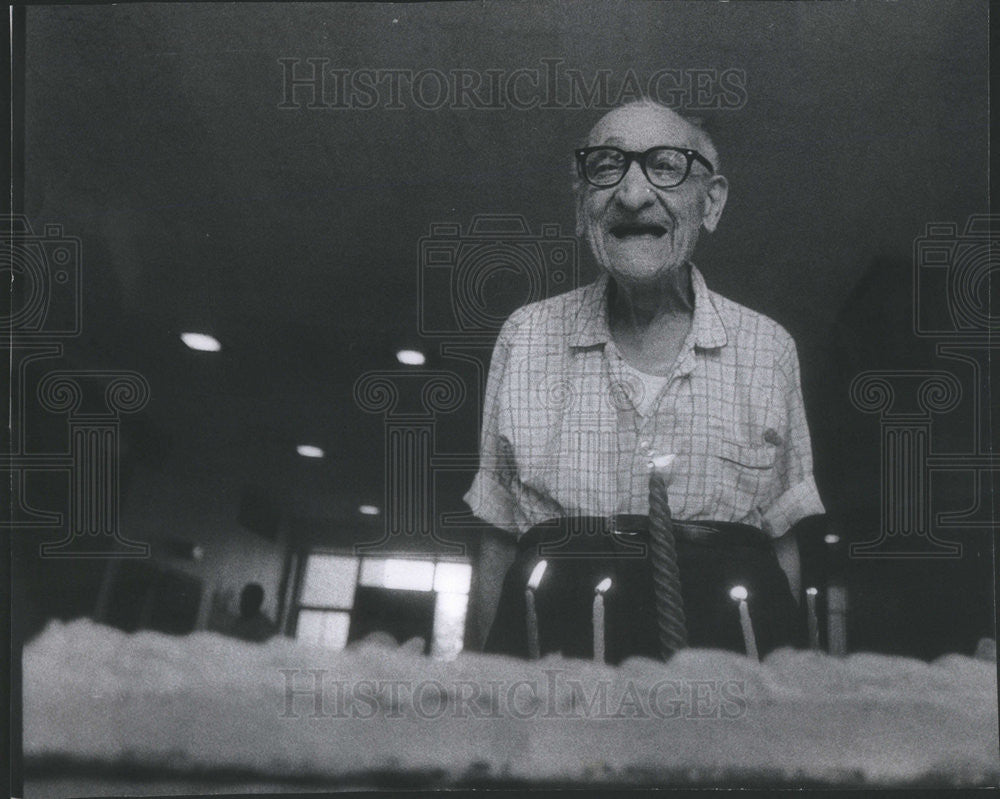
[613,160,655,210]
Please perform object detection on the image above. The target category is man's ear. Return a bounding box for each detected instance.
[700,174,729,233]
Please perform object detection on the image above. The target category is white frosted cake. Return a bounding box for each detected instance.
[22,620,999,792]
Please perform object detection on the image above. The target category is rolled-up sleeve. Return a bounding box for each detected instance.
[760,336,825,537]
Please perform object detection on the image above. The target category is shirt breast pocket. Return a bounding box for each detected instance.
[715,440,776,517]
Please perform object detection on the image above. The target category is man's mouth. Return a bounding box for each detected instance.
[609,223,667,239]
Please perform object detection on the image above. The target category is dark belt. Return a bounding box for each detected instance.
[516,515,772,554]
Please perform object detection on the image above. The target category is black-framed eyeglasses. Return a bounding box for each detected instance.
[575,146,715,189]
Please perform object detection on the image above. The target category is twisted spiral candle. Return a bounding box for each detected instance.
[648,467,687,659]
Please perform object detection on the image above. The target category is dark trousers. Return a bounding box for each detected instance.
[485,517,803,663]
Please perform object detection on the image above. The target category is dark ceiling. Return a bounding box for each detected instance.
[18,2,989,545]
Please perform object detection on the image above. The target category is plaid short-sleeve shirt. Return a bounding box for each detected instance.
[463,265,825,539]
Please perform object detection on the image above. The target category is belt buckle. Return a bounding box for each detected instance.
[610,513,646,537]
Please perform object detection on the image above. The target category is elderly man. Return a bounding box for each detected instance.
[464,100,825,662]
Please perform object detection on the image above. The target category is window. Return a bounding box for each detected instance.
[300,554,359,607]
[359,558,435,592]
[296,609,352,650]
[294,554,359,650]
[294,552,472,659]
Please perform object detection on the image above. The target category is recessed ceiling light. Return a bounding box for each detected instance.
[823,533,841,545]
[396,349,426,366]
[359,504,380,516]
[181,332,221,352]
[296,445,325,458]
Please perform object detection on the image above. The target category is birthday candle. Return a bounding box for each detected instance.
[805,587,821,651]
[729,585,759,661]
[593,577,612,663]
[827,581,847,657]
[647,453,687,659]
[823,533,846,656]
[525,560,547,660]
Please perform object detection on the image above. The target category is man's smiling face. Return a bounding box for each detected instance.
[576,103,727,287]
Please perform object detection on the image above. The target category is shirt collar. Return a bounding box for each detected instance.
[570,263,729,351]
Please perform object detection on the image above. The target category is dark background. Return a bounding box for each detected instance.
[9,2,994,660]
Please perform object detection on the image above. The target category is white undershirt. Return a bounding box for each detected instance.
[617,358,670,418]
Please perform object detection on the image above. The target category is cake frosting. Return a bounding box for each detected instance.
[22,619,999,789]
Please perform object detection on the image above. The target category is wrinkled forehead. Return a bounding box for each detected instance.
[586,104,702,151]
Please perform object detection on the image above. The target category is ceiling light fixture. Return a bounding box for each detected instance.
[296,445,325,458]
[181,332,222,352]
[396,349,426,366]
